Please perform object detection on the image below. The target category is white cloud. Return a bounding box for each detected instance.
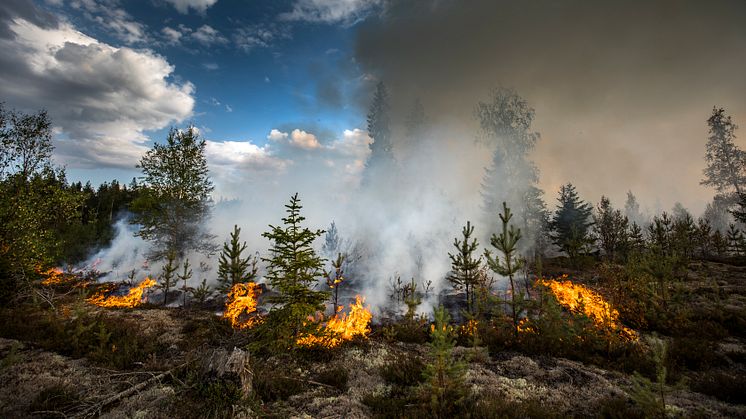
[280,0,382,25]
[161,26,184,44]
[70,0,148,44]
[163,0,218,14]
[0,17,195,168]
[190,24,227,46]
[225,104,233,112]
[267,129,288,142]
[289,129,321,149]
[206,140,286,171]
[233,24,289,53]
[202,62,219,70]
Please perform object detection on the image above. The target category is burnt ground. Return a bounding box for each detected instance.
[0,259,745,418]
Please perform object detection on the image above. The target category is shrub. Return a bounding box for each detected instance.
[313,365,349,391]
[380,355,426,387]
[690,370,746,404]
[29,384,82,415]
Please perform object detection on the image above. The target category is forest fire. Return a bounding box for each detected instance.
[38,266,65,286]
[86,277,156,308]
[296,295,373,348]
[223,282,262,329]
[539,275,635,339]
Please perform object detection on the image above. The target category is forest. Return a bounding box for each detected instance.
[1,82,745,418]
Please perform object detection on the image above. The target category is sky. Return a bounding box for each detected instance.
[1,0,746,215]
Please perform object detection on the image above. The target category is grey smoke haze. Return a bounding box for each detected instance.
[354,0,746,215]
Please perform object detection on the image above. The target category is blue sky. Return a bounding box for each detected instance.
[0,0,379,190]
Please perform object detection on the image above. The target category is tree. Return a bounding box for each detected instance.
[260,193,329,345]
[447,221,482,315]
[0,104,54,182]
[593,196,629,261]
[696,218,713,259]
[628,222,646,255]
[322,221,341,258]
[484,202,525,338]
[423,306,467,417]
[158,252,178,306]
[325,253,346,315]
[550,184,594,261]
[363,81,395,184]
[179,259,192,307]
[477,87,546,252]
[702,107,743,200]
[0,106,82,302]
[216,225,258,294]
[405,98,427,140]
[624,190,644,226]
[726,224,744,256]
[131,126,216,261]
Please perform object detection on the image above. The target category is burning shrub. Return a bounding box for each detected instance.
[86,277,156,308]
[538,275,636,340]
[223,282,262,329]
[296,295,372,349]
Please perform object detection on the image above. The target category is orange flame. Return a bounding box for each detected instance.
[296,295,373,348]
[38,266,65,286]
[223,282,262,329]
[539,275,635,339]
[86,277,156,308]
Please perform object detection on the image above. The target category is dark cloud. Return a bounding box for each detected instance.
[353,0,746,213]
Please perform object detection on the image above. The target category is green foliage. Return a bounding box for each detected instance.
[629,336,669,418]
[258,193,328,350]
[179,258,193,307]
[594,196,629,261]
[0,106,83,302]
[485,202,525,337]
[423,306,467,418]
[131,126,216,260]
[380,355,426,387]
[447,220,482,315]
[217,225,258,294]
[158,252,178,306]
[550,183,594,264]
[189,278,214,305]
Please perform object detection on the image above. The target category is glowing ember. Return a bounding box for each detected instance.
[539,275,635,339]
[86,277,156,308]
[296,295,373,348]
[223,282,262,329]
[517,318,536,334]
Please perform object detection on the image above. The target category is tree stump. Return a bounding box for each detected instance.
[202,347,253,398]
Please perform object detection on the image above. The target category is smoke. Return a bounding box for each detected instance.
[353,0,746,215]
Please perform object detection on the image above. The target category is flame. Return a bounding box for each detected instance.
[539,275,635,339]
[223,282,262,329]
[517,318,536,334]
[38,266,65,286]
[86,277,156,308]
[296,295,373,348]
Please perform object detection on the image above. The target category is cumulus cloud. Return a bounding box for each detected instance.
[161,26,183,44]
[280,0,382,25]
[289,129,321,149]
[163,0,218,14]
[190,24,227,46]
[267,129,288,142]
[0,4,195,168]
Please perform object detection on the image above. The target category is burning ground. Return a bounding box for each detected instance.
[1,258,745,418]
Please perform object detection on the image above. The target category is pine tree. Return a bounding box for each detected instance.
[363,81,394,185]
[726,224,744,256]
[447,221,482,315]
[189,278,213,305]
[217,225,257,294]
[628,222,646,255]
[696,218,713,258]
[179,258,192,307]
[550,183,594,262]
[423,305,467,417]
[593,196,629,261]
[325,253,346,315]
[478,87,546,252]
[485,202,525,338]
[158,252,178,306]
[322,221,341,258]
[261,193,329,344]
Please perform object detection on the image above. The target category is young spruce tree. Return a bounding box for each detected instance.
[217,224,258,294]
[158,251,178,306]
[447,221,482,315]
[485,202,525,338]
[261,193,329,346]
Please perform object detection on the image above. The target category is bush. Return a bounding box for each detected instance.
[252,366,306,402]
[690,370,746,404]
[29,384,83,415]
[313,365,349,391]
[380,355,426,387]
[362,390,427,419]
